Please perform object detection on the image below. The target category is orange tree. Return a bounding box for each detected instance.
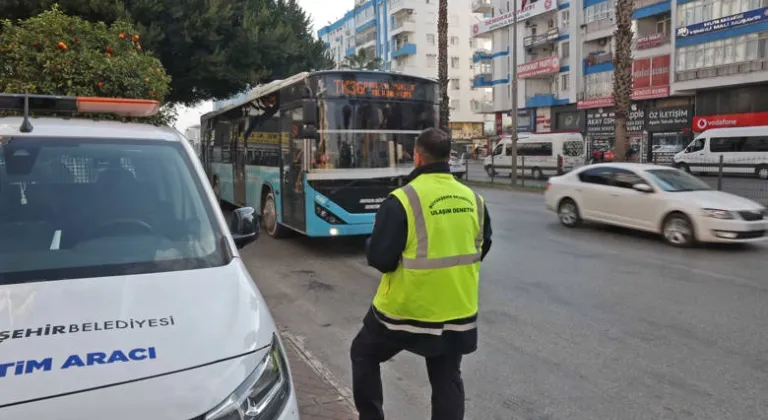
[0,6,173,123]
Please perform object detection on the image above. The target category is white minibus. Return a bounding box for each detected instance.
[673,126,768,179]
[483,133,586,180]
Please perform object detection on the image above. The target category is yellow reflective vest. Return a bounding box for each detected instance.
[372,173,484,331]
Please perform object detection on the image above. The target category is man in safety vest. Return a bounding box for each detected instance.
[351,127,493,420]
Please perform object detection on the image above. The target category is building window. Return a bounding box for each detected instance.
[560,10,570,27]
[451,36,460,45]
[584,0,615,25]
[676,32,767,72]
[678,0,766,27]
[450,99,460,110]
[451,56,460,68]
[561,73,570,91]
[585,71,614,98]
[450,78,461,90]
[427,54,437,67]
[427,34,436,45]
[561,41,570,58]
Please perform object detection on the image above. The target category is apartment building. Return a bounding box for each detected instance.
[472,0,768,159]
[318,0,490,139]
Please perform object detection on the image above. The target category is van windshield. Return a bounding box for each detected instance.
[0,137,226,284]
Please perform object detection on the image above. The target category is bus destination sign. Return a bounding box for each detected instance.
[332,79,416,99]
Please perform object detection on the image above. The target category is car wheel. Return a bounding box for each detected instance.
[756,165,768,180]
[558,198,581,228]
[262,192,288,238]
[662,213,695,247]
[532,167,545,180]
[485,166,496,177]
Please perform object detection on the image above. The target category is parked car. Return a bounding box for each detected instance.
[544,163,768,247]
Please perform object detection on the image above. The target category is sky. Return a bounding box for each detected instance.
[173,0,348,134]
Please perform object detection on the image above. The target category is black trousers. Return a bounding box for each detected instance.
[350,323,465,420]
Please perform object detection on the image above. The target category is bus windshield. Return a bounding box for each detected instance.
[312,72,439,170]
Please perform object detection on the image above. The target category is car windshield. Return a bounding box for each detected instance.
[0,137,226,284]
[644,169,712,192]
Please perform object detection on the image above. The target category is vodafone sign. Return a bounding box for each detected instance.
[518,56,561,78]
[693,112,768,132]
[471,0,556,36]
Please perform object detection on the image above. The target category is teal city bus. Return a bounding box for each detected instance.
[199,70,439,238]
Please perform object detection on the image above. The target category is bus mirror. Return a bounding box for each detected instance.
[303,99,318,126]
[300,124,318,140]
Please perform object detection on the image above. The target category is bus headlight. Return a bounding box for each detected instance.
[204,334,291,420]
[315,203,346,224]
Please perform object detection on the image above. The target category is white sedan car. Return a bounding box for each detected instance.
[544,163,768,247]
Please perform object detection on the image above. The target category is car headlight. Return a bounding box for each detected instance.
[701,208,734,219]
[204,334,291,420]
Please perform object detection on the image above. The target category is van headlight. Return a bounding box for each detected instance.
[204,334,291,420]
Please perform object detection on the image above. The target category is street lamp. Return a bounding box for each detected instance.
[509,0,519,186]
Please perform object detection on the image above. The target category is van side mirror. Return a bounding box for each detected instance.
[303,99,318,126]
[229,207,259,248]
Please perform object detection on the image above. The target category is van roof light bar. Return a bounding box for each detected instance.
[0,93,161,132]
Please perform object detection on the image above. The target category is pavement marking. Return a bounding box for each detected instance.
[280,328,357,412]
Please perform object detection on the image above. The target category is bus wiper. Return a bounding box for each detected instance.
[330,179,363,195]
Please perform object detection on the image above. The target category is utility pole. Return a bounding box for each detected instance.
[509,0,519,186]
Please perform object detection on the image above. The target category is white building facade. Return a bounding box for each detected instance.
[318,0,490,139]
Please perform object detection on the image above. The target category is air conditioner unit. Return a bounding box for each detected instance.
[525,21,532,27]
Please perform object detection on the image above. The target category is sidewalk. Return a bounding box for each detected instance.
[282,332,357,420]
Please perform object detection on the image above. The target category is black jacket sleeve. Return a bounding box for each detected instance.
[480,203,493,261]
[366,196,407,273]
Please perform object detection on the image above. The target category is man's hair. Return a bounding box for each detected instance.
[415,127,452,162]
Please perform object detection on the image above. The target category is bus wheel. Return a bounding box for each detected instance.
[532,167,545,180]
[485,166,496,177]
[262,192,288,238]
[756,165,768,180]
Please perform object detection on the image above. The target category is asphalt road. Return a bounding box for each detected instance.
[464,160,768,205]
[240,188,768,420]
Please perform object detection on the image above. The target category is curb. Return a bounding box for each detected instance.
[280,328,357,414]
[462,180,546,194]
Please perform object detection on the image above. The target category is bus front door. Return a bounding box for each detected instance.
[281,109,306,232]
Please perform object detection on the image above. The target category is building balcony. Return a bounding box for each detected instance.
[390,18,416,35]
[633,0,671,20]
[356,32,377,49]
[582,17,614,42]
[471,99,495,114]
[356,19,376,33]
[524,28,560,49]
[471,0,493,13]
[525,93,569,108]
[584,51,614,73]
[473,48,509,62]
[391,42,416,58]
[390,0,414,16]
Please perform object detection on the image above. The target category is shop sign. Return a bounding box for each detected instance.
[536,107,552,132]
[676,7,768,39]
[514,108,536,132]
[636,33,667,49]
[585,105,646,135]
[518,56,561,78]
[633,85,671,100]
[692,111,768,132]
[578,96,614,109]
[471,0,556,36]
[633,59,651,89]
[651,55,670,86]
[495,112,503,135]
[647,105,693,132]
[555,111,584,131]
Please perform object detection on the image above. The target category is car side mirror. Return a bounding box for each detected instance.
[633,183,653,193]
[229,206,259,248]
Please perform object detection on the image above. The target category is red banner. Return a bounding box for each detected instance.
[518,55,561,78]
[636,33,667,49]
[693,112,768,132]
[632,58,651,89]
[651,55,670,86]
[495,112,503,135]
[632,85,670,100]
[577,96,614,109]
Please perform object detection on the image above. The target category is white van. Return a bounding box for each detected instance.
[0,94,299,420]
[673,126,768,179]
[483,133,586,180]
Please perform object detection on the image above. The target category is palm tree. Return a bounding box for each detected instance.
[612,0,634,161]
[437,0,449,129]
[340,49,382,70]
